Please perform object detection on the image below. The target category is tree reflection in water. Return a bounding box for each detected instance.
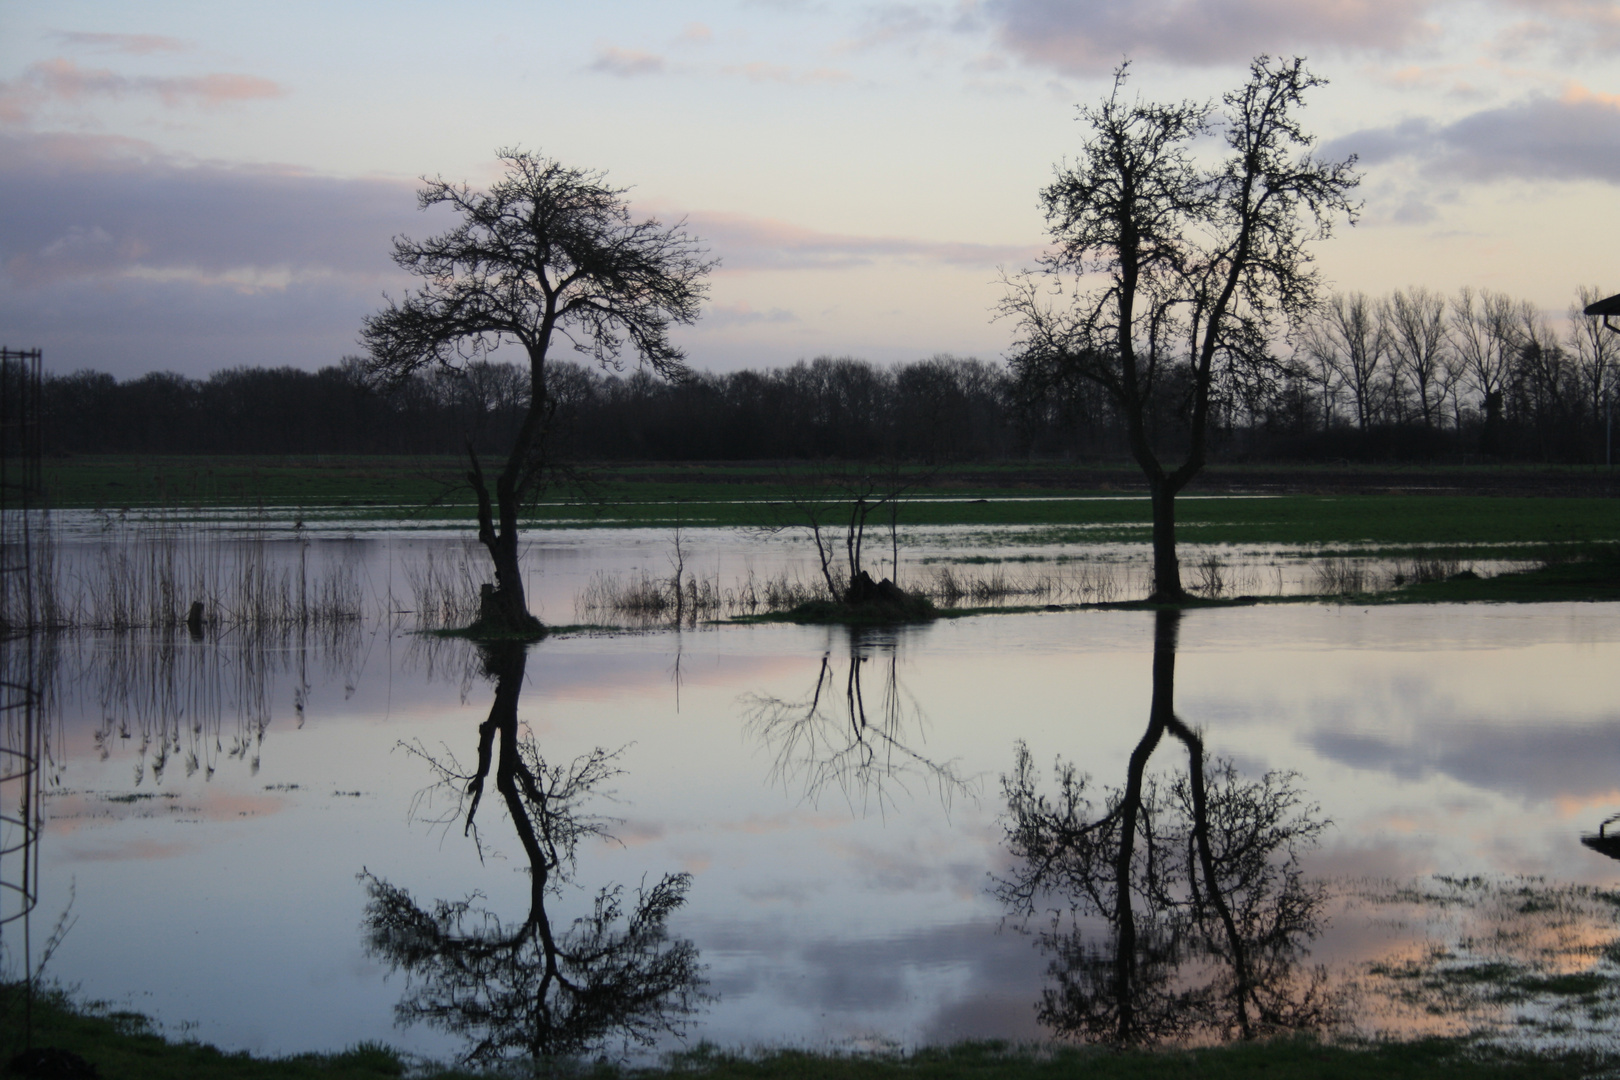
[360,640,706,1064]
[997,609,1334,1045]
[743,629,975,814]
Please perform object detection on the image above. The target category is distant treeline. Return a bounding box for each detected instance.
[33,286,1619,463]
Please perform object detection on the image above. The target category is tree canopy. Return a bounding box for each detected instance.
[360,149,714,632]
[1002,57,1359,599]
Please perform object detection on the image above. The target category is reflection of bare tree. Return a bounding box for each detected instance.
[362,641,705,1064]
[998,609,1333,1045]
[742,629,975,815]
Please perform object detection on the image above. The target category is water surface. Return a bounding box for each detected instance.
[10,528,1620,1061]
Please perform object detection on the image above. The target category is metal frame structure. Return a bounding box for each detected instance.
[1,346,45,1046]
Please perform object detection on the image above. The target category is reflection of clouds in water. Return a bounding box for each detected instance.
[689,915,1044,1044]
[820,834,987,898]
[1309,720,1620,802]
[27,586,1620,1056]
[1300,839,1439,884]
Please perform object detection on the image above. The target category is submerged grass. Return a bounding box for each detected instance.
[5,985,1616,1080]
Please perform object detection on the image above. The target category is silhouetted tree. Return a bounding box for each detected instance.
[1382,287,1456,430]
[1001,57,1358,599]
[1299,293,1392,432]
[361,150,714,633]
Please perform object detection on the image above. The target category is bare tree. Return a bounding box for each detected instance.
[1448,287,1524,443]
[1298,292,1392,431]
[1382,287,1455,429]
[1511,304,1571,450]
[1001,57,1358,601]
[362,150,715,634]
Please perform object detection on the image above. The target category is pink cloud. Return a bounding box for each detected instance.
[52,30,190,55]
[1485,2,1620,60]
[0,58,283,123]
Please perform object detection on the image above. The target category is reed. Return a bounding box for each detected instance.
[925,562,1120,605]
[3,513,363,633]
[575,567,726,627]
[402,545,485,629]
[1389,555,1466,587]
[1311,557,1371,596]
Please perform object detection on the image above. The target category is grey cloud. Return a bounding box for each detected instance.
[982,0,1437,72]
[0,133,438,376]
[686,210,1040,271]
[1328,94,1620,185]
[0,133,429,283]
[0,274,383,376]
[702,303,799,328]
[588,47,666,77]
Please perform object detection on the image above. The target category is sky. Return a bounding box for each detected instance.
[1,0,1617,380]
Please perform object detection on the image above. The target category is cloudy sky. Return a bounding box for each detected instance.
[2,0,1617,379]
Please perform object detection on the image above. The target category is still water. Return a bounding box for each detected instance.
[10,526,1620,1062]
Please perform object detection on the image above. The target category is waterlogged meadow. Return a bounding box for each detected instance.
[6,510,1620,1070]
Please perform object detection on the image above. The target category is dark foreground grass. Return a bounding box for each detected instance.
[5,986,1618,1080]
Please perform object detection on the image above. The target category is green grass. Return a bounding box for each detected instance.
[37,456,1620,548]
[5,985,1617,1080]
[1381,546,1620,603]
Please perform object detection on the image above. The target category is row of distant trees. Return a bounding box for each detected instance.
[34,285,1617,463]
[1283,285,1616,460]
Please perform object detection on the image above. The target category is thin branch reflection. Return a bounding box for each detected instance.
[743,629,976,815]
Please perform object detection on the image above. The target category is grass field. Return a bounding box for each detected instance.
[4,984,1615,1080]
[36,456,1620,549]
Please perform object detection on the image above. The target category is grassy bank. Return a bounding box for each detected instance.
[3,986,1615,1080]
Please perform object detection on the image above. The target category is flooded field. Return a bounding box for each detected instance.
[5,520,1620,1064]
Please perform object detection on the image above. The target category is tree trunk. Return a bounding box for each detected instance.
[467,448,544,636]
[1148,479,1185,602]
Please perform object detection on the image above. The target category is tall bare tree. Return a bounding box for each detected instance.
[1298,292,1391,431]
[1382,287,1454,429]
[1448,287,1524,442]
[1001,57,1358,601]
[362,150,715,634]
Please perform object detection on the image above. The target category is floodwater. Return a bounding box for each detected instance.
[6,523,1620,1064]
